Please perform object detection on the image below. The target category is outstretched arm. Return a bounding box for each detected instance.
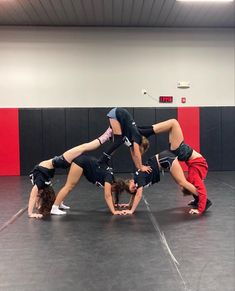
[28,185,43,219]
[118,195,135,209]
[170,159,198,195]
[188,177,207,215]
[123,187,143,215]
[130,143,151,173]
[104,182,123,215]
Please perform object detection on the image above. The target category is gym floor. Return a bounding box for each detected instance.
[0,171,234,291]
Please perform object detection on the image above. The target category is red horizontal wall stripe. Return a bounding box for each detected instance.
[177,107,200,171]
[0,109,20,176]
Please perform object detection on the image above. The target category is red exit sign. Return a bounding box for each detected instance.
[159,96,173,103]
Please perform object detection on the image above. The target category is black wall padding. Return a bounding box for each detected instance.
[155,108,178,153]
[19,109,44,175]
[221,107,235,170]
[133,107,157,164]
[19,107,235,175]
[41,109,66,156]
[88,107,111,160]
[65,108,89,149]
[200,107,222,170]
[42,109,67,174]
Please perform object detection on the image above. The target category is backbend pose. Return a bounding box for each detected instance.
[28,128,112,219]
[116,149,202,215]
[137,119,212,214]
[99,107,151,173]
[50,154,126,216]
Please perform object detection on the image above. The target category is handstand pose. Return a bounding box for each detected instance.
[28,128,112,219]
[99,107,151,173]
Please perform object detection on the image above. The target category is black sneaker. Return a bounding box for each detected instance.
[188,199,212,210]
[188,194,199,206]
[188,199,198,207]
[205,199,212,211]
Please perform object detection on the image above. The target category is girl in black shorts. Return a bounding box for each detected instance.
[99,108,151,173]
[115,150,200,215]
[28,128,112,219]
[51,154,126,216]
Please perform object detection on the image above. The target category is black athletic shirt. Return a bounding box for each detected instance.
[116,108,142,146]
[134,156,160,188]
[29,165,55,190]
[73,154,114,186]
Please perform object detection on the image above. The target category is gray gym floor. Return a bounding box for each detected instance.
[0,171,234,291]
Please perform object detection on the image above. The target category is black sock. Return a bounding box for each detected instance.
[105,135,123,155]
[98,135,123,164]
[138,126,154,138]
[193,194,199,203]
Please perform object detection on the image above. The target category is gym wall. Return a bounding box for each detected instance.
[0,106,234,176]
[0,27,234,175]
[0,27,234,107]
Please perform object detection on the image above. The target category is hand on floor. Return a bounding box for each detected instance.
[121,210,133,215]
[189,208,200,215]
[113,210,126,215]
[118,204,130,208]
[28,213,43,219]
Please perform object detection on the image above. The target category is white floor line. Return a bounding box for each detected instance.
[0,206,27,233]
[220,181,235,190]
[143,195,191,291]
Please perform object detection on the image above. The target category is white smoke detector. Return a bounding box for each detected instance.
[177,82,190,89]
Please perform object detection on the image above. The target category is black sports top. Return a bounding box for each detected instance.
[116,108,142,146]
[73,154,114,186]
[29,165,55,190]
[134,156,160,188]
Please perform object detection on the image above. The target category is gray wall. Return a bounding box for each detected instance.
[0,27,234,108]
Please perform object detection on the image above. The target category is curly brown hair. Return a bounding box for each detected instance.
[39,186,56,216]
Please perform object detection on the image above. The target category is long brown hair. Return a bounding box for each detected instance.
[140,136,149,155]
[111,179,126,205]
[39,186,56,216]
[112,179,136,205]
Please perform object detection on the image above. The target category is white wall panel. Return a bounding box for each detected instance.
[0,27,234,107]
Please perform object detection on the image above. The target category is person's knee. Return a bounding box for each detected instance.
[154,118,177,132]
[171,119,179,127]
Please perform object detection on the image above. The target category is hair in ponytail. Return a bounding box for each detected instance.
[140,136,150,155]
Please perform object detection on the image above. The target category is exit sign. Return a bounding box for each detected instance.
[159,96,173,103]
